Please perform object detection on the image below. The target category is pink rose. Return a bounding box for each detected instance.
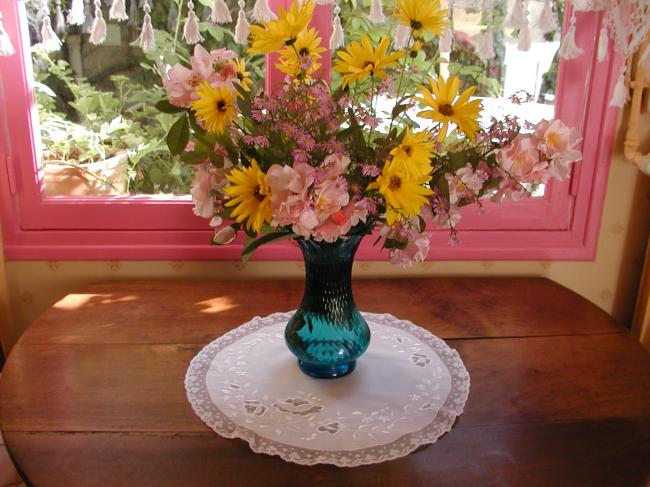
[190,44,237,82]
[499,135,549,184]
[534,119,581,163]
[266,164,314,231]
[311,199,370,242]
[162,64,203,107]
[313,177,349,220]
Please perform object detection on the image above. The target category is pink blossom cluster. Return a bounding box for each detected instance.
[418,118,581,252]
[495,118,581,201]
[250,82,349,164]
[266,153,374,242]
[162,45,239,107]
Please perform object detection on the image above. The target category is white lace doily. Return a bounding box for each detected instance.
[185,312,470,467]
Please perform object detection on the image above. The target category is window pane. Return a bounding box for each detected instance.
[28,0,262,197]
[339,0,566,198]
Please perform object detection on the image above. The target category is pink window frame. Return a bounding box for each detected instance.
[0,0,621,261]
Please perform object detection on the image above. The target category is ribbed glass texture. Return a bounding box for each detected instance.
[285,236,371,379]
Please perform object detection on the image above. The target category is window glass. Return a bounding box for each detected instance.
[29,0,562,198]
[27,0,261,197]
[339,0,566,197]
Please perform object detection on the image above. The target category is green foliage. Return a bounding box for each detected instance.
[33,48,193,194]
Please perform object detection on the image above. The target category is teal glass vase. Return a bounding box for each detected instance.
[285,235,371,379]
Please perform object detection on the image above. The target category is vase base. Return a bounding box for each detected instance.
[298,359,356,379]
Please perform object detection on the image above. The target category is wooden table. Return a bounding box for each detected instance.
[1,278,649,487]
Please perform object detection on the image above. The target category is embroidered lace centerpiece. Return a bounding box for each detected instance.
[185,312,470,467]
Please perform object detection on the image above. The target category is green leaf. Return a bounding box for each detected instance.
[391,104,408,119]
[209,153,225,167]
[187,110,207,137]
[180,151,208,164]
[166,114,190,155]
[156,100,187,114]
[242,231,297,262]
[383,238,408,250]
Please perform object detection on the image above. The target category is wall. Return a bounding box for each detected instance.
[3,127,650,351]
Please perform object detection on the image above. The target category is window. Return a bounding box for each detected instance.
[0,0,621,260]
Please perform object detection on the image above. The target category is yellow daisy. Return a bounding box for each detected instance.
[333,35,404,88]
[395,0,448,36]
[367,161,432,225]
[277,28,325,78]
[234,58,252,92]
[191,82,238,135]
[224,160,272,233]
[248,0,315,55]
[389,128,434,178]
[414,75,482,141]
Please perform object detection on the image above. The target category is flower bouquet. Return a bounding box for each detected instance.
[157,0,581,377]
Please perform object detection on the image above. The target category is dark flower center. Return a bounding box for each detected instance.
[403,145,413,156]
[285,37,297,46]
[438,103,454,116]
[254,185,265,201]
[389,175,402,190]
[299,47,310,56]
[216,100,227,112]
[411,20,423,30]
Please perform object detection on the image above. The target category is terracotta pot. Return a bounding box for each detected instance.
[42,152,128,196]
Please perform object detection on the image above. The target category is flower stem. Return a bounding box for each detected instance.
[173,0,184,54]
[388,33,414,136]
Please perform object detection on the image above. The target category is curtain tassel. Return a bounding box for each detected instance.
[368,0,385,24]
[252,0,276,23]
[183,1,204,44]
[211,0,232,24]
[234,0,250,45]
[109,0,129,21]
[89,0,107,45]
[330,3,344,49]
[559,11,584,60]
[137,0,155,51]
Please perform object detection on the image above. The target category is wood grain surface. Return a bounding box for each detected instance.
[1,278,649,487]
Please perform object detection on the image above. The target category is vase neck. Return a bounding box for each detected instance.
[297,236,362,315]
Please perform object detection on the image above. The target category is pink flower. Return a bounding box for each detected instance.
[321,153,351,178]
[266,163,315,234]
[492,176,530,203]
[242,135,270,147]
[212,225,237,245]
[389,232,432,268]
[311,199,370,242]
[162,64,203,107]
[381,220,432,267]
[190,44,237,82]
[534,119,581,163]
[190,165,226,219]
[446,172,477,206]
[313,176,350,219]
[292,149,310,164]
[361,164,381,177]
[499,135,549,184]
[456,163,488,193]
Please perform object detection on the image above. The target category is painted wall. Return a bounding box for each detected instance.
[3,127,650,350]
